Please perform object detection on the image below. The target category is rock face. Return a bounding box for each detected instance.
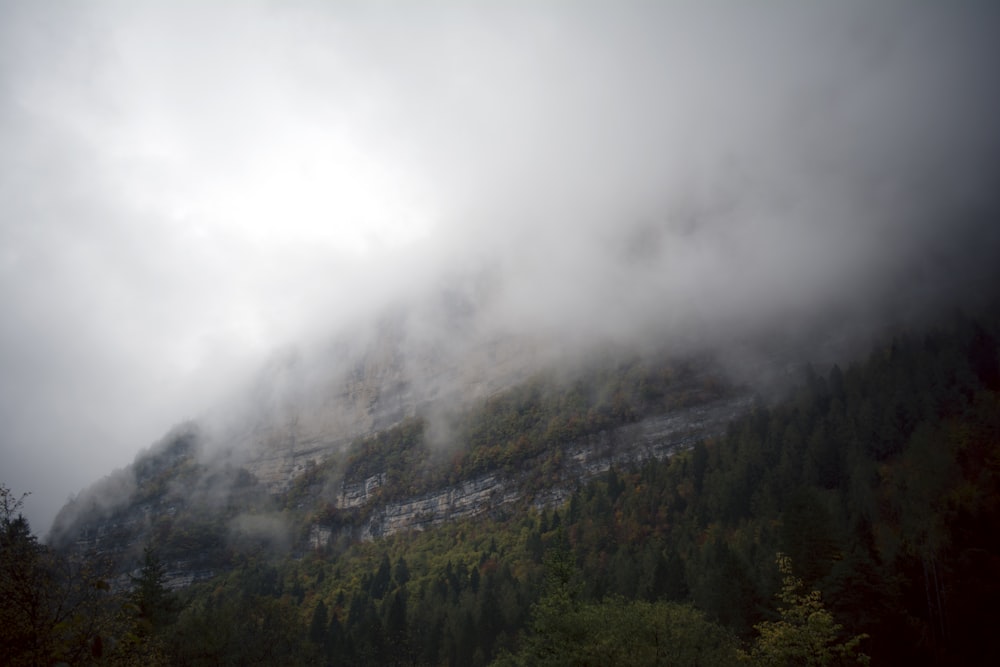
[213,297,548,496]
[50,282,768,588]
[338,473,388,509]
[50,429,241,589]
[310,394,753,546]
[363,474,519,539]
[52,376,752,589]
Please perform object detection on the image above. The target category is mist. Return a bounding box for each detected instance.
[2,1,999,536]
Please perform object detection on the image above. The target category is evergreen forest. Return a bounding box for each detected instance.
[3,308,999,665]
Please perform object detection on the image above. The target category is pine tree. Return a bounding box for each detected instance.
[309,600,329,646]
[130,545,177,635]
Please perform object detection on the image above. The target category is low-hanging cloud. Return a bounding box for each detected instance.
[1,1,999,536]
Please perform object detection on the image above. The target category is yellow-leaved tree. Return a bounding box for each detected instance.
[743,553,869,666]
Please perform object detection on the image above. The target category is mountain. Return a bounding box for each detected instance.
[25,301,999,666]
[47,291,758,588]
[44,260,939,580]
[52,261,808,575]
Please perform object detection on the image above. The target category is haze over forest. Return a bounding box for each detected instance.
[2,1,999,536]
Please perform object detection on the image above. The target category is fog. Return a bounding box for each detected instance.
[2,1,999,536]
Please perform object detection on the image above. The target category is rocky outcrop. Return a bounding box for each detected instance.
[54,382,752,588]
[51,280,766,588]
[363,474,522,539]
[338,473,387,509]
[309,394,753,546]
[216,306,546,495]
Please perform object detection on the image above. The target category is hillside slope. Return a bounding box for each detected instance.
[49,336,749,586]
[30,304,997,666]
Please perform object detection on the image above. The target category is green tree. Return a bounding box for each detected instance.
[130,544,178,635]
[383,588,409,662]
[497,546,739,666]
[370,552,392,599]
[743,554,869,666]
[393,555,410,587]
[309,599,329,646]
[1,484,122,665]
[0,485,53,665]
[497,595,738,666]
[102,545,179,665]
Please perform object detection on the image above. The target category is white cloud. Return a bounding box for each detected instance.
[1,0,999,536]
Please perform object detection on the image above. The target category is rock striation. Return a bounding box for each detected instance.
[309,394,753,546]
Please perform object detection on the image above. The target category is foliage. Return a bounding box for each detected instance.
[129,545,180,636]
[1,484,129,665]
[498,546,739,666]
[742,554,868,666]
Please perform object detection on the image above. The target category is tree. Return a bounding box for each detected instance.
[393,555,410,587]
[1,485,52,665]
[383,588,409,662]
[370,552,392,599]
[1,484,121,666]
[496,546,739,666]
[130,544,177,635]
[498,595,738,666]
[99,545,179,665]
[309,599,329,646]
[512,547,579,665]
[743,554,869,666]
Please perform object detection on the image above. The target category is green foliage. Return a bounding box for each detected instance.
[2,484,131,665]
[130,545,180,635]
[742,554,869,666]
[167,589,307,665]
[452,359,712,482]
[0,486,51,666]
[499,549,739,666]
[344,416,429,493]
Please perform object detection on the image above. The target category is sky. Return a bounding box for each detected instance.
[2,1,999,537]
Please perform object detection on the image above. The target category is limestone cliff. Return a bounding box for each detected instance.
[329,394,753,544]
[48,282,768,588]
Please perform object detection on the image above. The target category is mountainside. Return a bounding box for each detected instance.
[44,260,919,589]
[49,323,753,588]
[205,285,543,495]
[6,2,1000,664]
[19,303,997,666]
